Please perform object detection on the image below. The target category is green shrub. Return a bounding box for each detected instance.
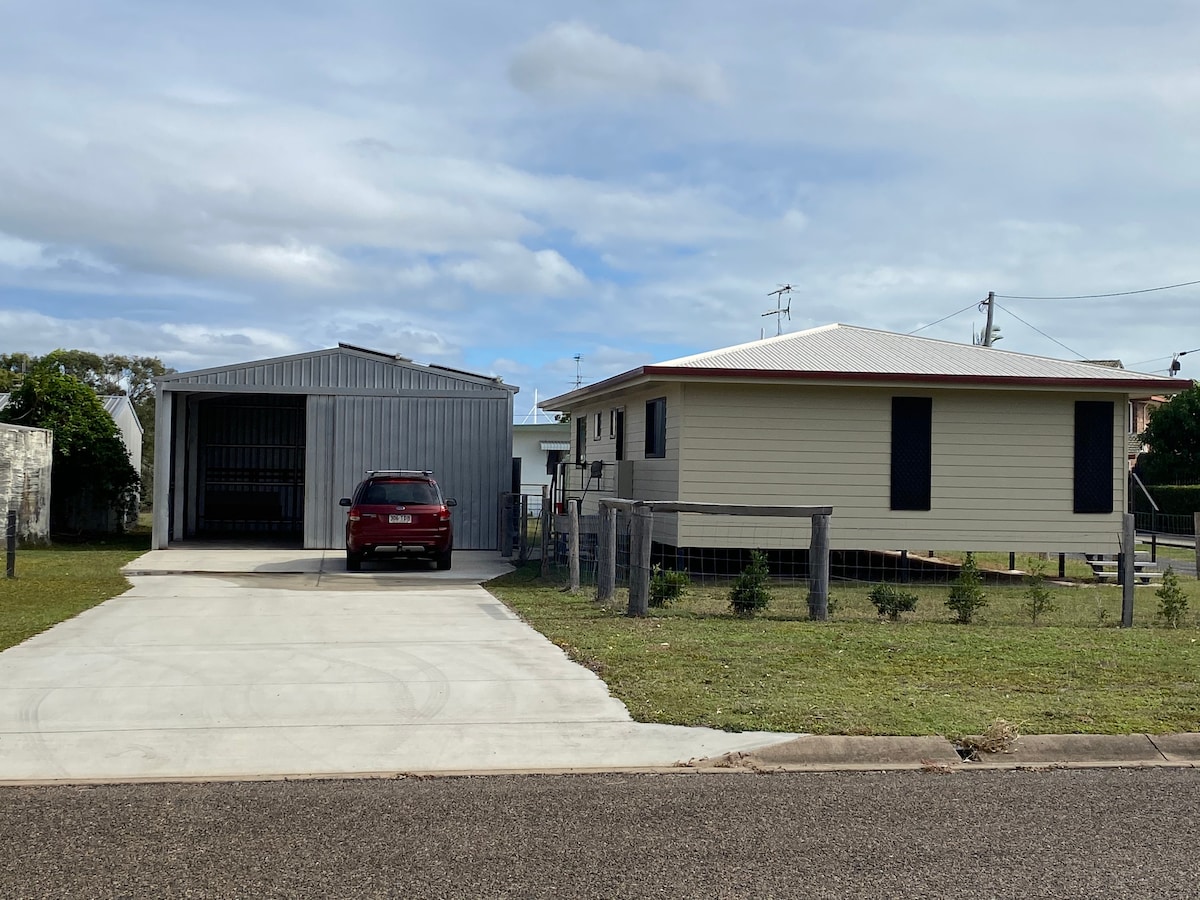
[729,550,772,616]
[868,583,919,621]
[649,565,690,607]
[1137,485,1200,516]
[1156,567,1189,628]
[1021,558,1057,625]
[946,552,987,624]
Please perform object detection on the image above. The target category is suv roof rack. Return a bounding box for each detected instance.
[365,469,434,478]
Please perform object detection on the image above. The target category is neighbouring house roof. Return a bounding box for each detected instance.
[542,324,1190,408]
[0,392,142,434]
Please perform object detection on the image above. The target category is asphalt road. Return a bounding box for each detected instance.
[2,769,1198,898]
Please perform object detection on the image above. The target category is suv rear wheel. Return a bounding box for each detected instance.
[346,551,363,571]
[435,549,452,571]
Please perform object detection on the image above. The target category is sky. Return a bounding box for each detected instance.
[3,0,1199,414]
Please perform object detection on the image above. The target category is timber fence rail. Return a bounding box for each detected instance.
[592,499,834,620]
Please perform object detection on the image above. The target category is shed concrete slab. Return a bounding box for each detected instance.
[122,550,514,583]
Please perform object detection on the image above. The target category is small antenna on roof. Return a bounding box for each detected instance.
[572,354,584,389]
[762,284,793,337]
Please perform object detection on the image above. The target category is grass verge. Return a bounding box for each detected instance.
[0,534,149,651]
[488,566,1200,737]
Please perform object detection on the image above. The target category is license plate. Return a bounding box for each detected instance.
[388,514,412,524]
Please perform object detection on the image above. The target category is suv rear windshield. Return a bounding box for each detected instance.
[359,480,440,505]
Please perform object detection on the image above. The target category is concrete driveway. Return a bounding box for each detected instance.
[0,551,794,783]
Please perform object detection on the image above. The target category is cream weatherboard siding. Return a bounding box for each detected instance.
[675,383,1128,553]
[568,384,682,545]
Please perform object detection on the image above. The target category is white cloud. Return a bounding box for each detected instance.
[211,241,343,286]
[446,243,586,297]
[509,22,728,103]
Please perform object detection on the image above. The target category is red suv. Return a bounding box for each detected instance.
[339,471,456,571]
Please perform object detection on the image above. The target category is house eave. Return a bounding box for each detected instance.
[541,366,1191,408]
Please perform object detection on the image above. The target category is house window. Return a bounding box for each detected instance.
[645,398,666,459]
[1075,401,1114,514]
[594,412,603,440]
[614,408,625,461]
[609,409,617,437]
[575,415,587,465]
[890,397,932,511]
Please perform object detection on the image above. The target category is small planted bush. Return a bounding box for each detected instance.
[1021,558,1057,625]
[730,549,772,616]
[868,583,919,621]
[1156,567,1189,629]
[946,551,987,624]
[649,565,691,607]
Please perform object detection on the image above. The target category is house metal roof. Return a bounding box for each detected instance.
[542,324,1189,408]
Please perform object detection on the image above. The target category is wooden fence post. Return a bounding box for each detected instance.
[518,494,529,563]
[1195,512,1200,581]
[5,510,15,579]
[597,503,616,602]
[1121,512,1135,628]
[627,505,652,617]
[540,485,551,578]
[568,499,580,593]
[808,513,830,620]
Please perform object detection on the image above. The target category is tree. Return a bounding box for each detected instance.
[0,352,34,391]
[2,349,174,505]
[0,368,140,533]
[1139,385,1200,484]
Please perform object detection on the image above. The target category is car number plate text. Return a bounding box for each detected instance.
[388,514,413,524]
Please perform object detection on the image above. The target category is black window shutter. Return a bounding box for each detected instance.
[891,397,932,511]
[645,398,666,458]
[1074,401,1114,514]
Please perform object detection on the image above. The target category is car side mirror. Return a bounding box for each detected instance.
[446,498,458,507]
[338,498,352,507]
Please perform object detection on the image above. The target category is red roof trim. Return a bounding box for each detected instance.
[541,365,1190,408]
[642,366,1189,392]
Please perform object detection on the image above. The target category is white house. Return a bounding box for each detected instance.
[513,422,570,512]
[541,324,1188,555]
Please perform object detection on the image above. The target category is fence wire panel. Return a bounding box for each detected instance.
[540,503,1127,591]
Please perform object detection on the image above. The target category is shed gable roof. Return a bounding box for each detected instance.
[543,323,1188,407]
[157,345,517,394]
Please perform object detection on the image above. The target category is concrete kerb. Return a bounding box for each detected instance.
[695,732,1200,774]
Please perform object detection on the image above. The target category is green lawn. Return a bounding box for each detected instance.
[489,567,1200,737]
[1137,543,1197,565]
[0,535,148,651]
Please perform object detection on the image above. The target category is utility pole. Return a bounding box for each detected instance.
[981,291,996,347]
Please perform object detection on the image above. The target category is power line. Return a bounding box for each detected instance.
[995,278,1200,301]
[908,301,980,335]
[994,302,1085,359]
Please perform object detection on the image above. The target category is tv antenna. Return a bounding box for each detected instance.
[762,284,793,336]
[572,354,584,388]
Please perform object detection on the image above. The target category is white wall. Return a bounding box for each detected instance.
[513,423,569,510]
[0,423,53,541]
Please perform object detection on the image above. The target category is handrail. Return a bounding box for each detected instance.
[1129,470,1159,512]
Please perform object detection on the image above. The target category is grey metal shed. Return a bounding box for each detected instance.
[151,344,517,550]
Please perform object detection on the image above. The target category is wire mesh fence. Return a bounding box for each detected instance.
[531,500,1156,600]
